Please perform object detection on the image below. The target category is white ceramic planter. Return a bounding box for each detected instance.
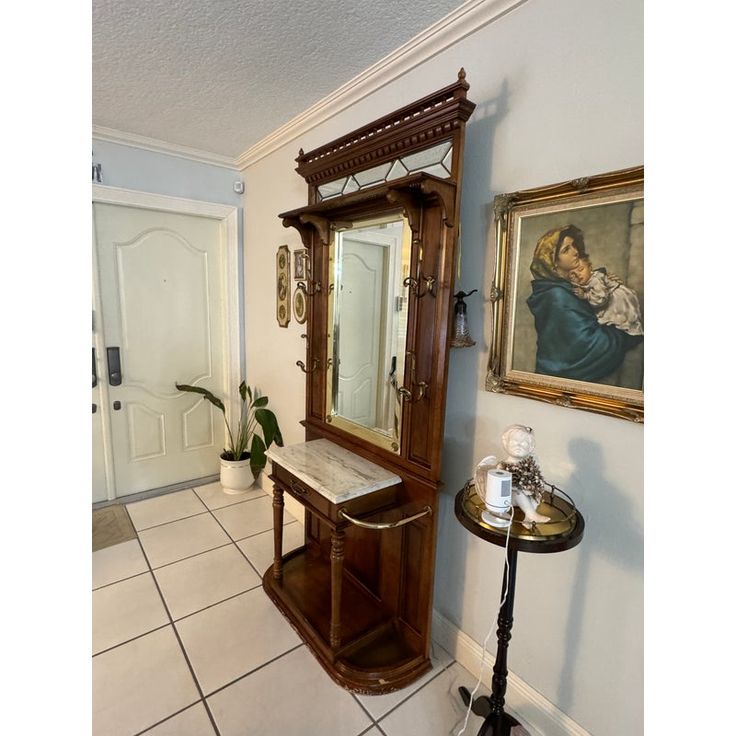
[220,455,256,494]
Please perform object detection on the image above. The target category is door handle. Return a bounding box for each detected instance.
[92,348,98,388]
[92,403,97,414]
[107,347,122,386]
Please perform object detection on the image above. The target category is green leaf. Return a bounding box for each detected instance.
[175,383,226,414]
[249,434,267,477]
[253,396,268,408]
[239,382,250,403]
[255,408,283,447]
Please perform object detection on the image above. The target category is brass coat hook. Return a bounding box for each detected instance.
[396,351,429,402]
[296,358,320,374]
[403,274,437,298]
[296,280,322,297]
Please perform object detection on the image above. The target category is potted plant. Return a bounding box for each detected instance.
[175,381,283,494]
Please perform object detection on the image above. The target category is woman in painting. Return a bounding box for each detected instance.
[527,225,642,382]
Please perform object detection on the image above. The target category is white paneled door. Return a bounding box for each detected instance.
[336,232,396,427]
[92,191,239,501]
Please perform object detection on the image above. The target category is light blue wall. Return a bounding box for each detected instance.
[92,137,246,374]
[91,138,242,207]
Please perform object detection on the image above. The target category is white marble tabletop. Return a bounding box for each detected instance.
[266,439,401,505]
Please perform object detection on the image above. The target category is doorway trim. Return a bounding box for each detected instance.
[92,184,241,501]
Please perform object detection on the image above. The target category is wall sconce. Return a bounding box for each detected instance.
[450,289,477,348]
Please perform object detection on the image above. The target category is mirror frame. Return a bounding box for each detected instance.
[325,212,412,453]
[279,70,475,483]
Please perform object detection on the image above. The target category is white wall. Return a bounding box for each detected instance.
[242,1,643,733]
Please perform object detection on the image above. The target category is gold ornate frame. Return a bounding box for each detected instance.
[485,166,644,422]
[276,244,290,327]
[293,249,308,281]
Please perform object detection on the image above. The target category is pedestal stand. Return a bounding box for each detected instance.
[454,483,585,736]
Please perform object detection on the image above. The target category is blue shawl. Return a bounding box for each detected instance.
[527,277,641,382]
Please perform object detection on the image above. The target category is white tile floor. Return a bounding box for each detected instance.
[92,482,497,736]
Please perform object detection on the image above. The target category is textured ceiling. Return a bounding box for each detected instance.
[93,0,468,158]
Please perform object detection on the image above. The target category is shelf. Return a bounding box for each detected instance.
[274,548,390,650]
[278,172,458,245]
[263,546,429,694]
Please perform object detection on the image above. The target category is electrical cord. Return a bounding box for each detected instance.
[456,504,514,736]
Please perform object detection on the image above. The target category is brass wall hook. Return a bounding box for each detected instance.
[403,274,437,298]
[296,280,322,297]
[296,358,320,374]
[395,351,429,402]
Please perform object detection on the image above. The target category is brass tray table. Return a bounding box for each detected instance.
[454,481,585,735]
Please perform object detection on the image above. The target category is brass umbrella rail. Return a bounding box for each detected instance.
[339,505,432,530]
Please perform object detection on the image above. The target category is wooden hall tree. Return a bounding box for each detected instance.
[263,71,476,693]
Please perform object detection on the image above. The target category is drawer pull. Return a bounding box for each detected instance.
[339,505,432,530]
[290,481,310,497]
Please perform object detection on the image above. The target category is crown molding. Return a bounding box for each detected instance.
[236,0,528,171]
[92,125,239,170]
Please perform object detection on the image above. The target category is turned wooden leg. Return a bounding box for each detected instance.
[273,486,284,581]
[330,528,345,648]
[458,549,521,735]
[487,548,520,735]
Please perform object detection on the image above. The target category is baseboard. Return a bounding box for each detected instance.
[431,610,591,736]
[92,474,220,509]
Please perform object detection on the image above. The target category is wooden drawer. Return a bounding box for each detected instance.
[271,462,400,525]
[272,463,331,519]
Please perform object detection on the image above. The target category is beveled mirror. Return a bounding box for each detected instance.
[325,214,412,452]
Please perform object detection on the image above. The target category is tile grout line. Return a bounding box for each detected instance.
[203,642,305,699]
[98,489,302,735]
[147,541,233,571]
[132,488,267,532]
[372,656,457,726]
[129,497,297,572]
[351,693,380,728]
[99,491,456,736]
[192,484,267,511]
[93,568,151,592]
[92,621,172,658]
[137,518,297,574]
[133,702,203,736]
[171,583,263,624]
[355,723,380,736]
[201,491,278,579]
[93,581,266,660]
[131,518,224,736]
[105,490,460,736]
[119,487,298,735]
[132,508,212,533]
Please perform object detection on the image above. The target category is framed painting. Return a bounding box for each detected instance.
[486,166,644,422]
[293,285,307,324]
[276,245,290,327]
[293,249,308,281]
